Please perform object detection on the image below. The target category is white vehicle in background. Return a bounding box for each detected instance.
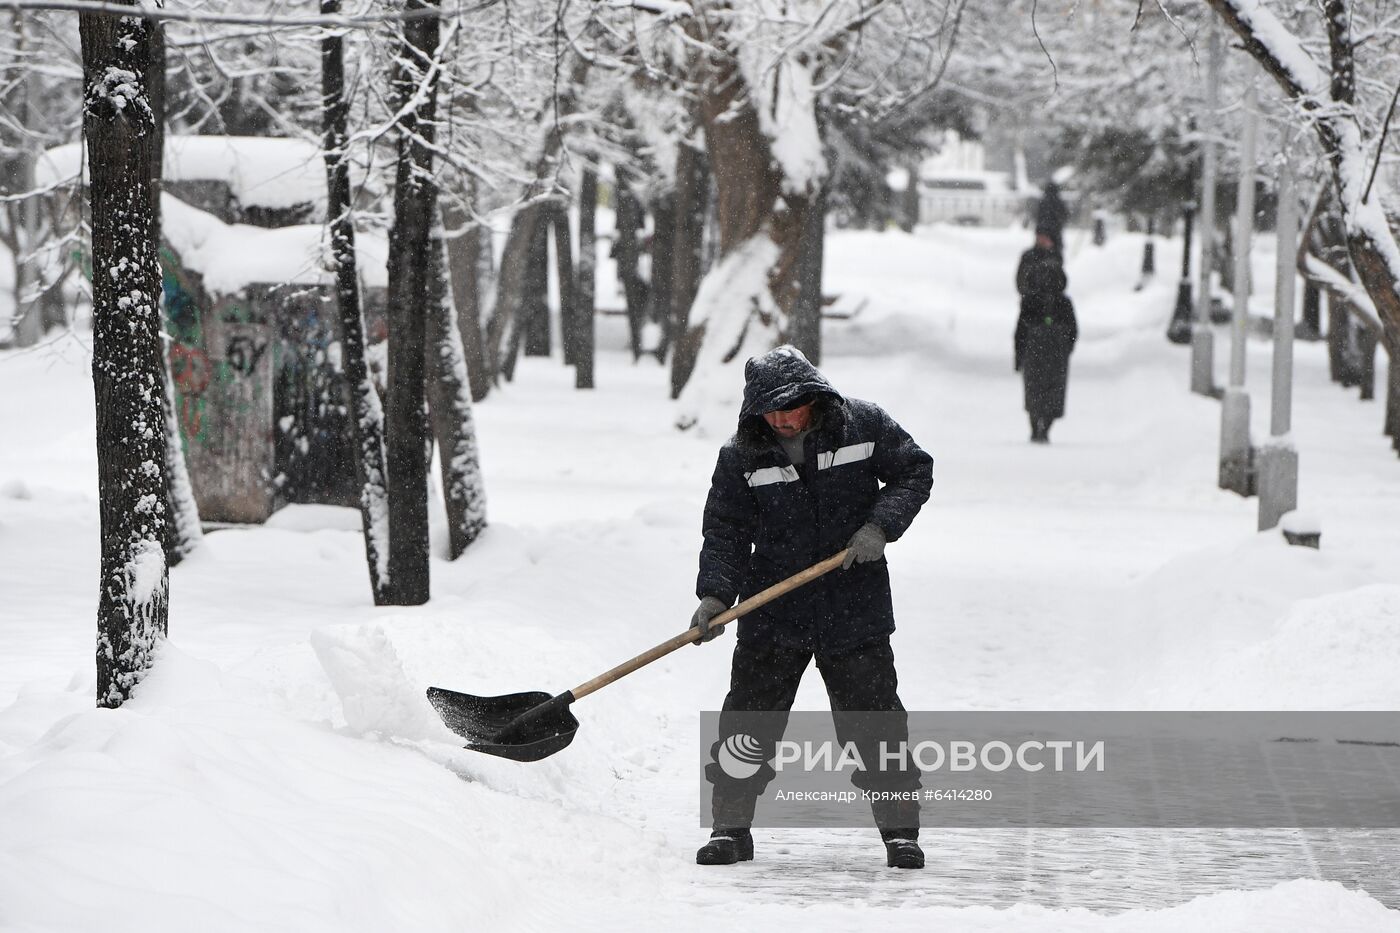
[916,167,1031,227]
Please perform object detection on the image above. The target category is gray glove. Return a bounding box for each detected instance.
[689,596,729,645]
[843,523,886,569]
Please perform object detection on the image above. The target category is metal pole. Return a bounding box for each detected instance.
[1167,171,1195,344]
[1229,82,1258,389]
[1220,80,1257,495]
[1259,154,1299,530]
[1191,27,1221,396]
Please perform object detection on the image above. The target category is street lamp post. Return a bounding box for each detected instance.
[1167,125,1197,345]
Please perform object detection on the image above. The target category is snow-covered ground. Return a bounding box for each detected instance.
[2,224,1399,931]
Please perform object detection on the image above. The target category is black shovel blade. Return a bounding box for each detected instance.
[426,686,579,762]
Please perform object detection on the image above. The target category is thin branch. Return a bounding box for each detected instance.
[1030,0,1057,94]
[1362,78,1400,204]
[0,0,499,29]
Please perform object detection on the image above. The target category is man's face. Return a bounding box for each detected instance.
[763,401,814,438]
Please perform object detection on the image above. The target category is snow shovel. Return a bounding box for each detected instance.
[427,549,850,762]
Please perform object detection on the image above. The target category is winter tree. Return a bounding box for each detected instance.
[382,0,444,605]
[1203,0,1400,452]
[322,0,390,602]
[79,3,170,707]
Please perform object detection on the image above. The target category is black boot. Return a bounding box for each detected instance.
[696,828,754,865]
[884,836,925,869]
[872,799,923,869]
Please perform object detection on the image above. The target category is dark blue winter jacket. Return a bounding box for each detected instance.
[697,347,934,652]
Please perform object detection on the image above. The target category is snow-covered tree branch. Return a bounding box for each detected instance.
[1205,0,1400,340]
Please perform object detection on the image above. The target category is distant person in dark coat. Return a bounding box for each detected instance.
[689,346,933,870]
[1015,234,1078,443]
[1035,182,1068,256]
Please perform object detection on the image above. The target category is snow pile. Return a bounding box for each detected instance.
[1280,508,1321,535]
[0,648,601,933]
[161,195,388,296]
[1183,584,1400,709]
[310,622,456,741]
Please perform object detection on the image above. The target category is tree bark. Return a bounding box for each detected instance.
[668,137,710,398]
[1357,323,1378,401]
[573,167,597,389]
[1301,279,1322,339]
[522,215,551,357]
[487,202,546,383]
[614,177,649,360]
[648,190,676,362]
[322,0,390,602]
[81,5,170,708]
[382,0,441,605]
[698,51,811,305]
[789,184,826,366]
[425,223,487,559]
[443,197,491,402]
[671,9,817,412]
[1328,297,1355,386]
[1385,336,1400,453]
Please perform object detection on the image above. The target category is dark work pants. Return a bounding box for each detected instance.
[710,636,920,839]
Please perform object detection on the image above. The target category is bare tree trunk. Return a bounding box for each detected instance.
[443,197,490,402]
[322,0,389,602]
[788,184,826,366]
[615,178,649,360]
[81,5,170,708]
[1357,324,1378,401]
[1385,336,1400,453]
[1328,296,1356,386]
[573,168,597,390]
[425,223,487,559]
[382,0,441,606]
[648,191,676,362]
[668,136,709,398]
[1300,279,1323,339]
[487,203,546,383]
[522,216,551,357]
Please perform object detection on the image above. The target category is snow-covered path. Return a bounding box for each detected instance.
[3,226,1400,930]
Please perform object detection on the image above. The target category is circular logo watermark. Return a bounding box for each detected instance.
[717,733,766,779]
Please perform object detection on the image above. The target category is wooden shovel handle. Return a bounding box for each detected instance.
[568,549,850,701]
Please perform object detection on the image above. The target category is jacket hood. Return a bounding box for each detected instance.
[738,345,843,425]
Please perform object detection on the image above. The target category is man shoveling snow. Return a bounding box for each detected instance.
[689,346,934,869]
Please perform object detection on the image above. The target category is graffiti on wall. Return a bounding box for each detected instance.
[161,248,274,450]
